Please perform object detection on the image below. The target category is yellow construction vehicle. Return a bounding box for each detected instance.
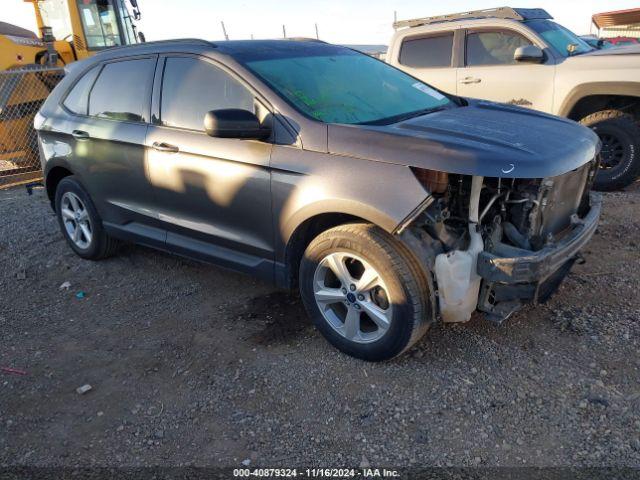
[2,0,143,70]
[0,0,143,186]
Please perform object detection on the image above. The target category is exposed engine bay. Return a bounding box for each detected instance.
[403,159,600,324]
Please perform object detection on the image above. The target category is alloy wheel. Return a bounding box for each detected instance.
[60,191,92,249]
[313,251,392,344]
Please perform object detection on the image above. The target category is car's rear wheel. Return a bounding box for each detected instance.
[299,223,432,361]
[55,176,120,260]
[580,110,640,191]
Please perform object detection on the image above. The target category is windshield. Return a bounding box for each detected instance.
[242,47,453,125]
[526,19,593,57]
[76,0,124,48]
[37,0,73,40]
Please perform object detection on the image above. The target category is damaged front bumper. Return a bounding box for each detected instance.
[476,192,602,322]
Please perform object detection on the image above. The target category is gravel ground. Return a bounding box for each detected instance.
[1,183,639,469]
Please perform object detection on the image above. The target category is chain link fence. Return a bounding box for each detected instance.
[0,67,65,188]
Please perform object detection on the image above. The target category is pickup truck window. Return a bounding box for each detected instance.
[399,33,454,68]
[466,30,531,66]
[243,49,452,125]
[526,20,593,57]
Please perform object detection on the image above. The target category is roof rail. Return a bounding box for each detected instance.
[286,37,327,43]
[101,38,214,52]
[393,7,552,30]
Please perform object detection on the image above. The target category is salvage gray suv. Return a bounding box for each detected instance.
[36,39,601,361]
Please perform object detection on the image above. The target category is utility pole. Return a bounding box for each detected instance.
[315,23,319,40]
[221,21,229,40]
[282,24,287,38]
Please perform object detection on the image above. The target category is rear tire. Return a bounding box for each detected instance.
[580,109,640,191]
[55,176,120,260]
[299,223,432,361]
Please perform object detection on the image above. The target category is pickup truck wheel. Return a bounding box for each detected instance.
[54,176,120,260]
[299,223,431,361]
[580,110,640,191]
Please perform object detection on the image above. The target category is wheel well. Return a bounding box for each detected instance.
[568,95,640,122]
[45,166,72,207]
[284,213,367,289]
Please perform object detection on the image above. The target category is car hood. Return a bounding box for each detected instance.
[583,44,640,56]
[327,100,600,179]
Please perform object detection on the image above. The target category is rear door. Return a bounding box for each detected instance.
[394,31,458,95]
[145,55,274,276]
[457,28,555,112]
[60,56,161,239]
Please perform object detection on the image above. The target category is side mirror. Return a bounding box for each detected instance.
[138,31,146,43]
[204,109,271,140]
[514,45,544,63]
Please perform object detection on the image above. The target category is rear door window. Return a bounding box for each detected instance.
[160,56,255,131]
[466,30,532,66]
[399,33,454,68]
[63,66,100,115]
[88,58,155,122]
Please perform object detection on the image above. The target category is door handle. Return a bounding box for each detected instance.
[460,77,482,84]
[72,130,90,140]
[152,142,179,153]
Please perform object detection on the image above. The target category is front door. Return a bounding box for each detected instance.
[145,55,274,276]
[457,28,555,113]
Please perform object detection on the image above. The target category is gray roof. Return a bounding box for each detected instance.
[87,38,355,62]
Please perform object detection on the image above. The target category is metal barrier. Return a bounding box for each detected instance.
[0,67,65,188]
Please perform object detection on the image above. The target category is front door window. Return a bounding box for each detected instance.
[466,30,532,66]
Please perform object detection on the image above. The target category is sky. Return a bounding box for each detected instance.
[6,0,638,44]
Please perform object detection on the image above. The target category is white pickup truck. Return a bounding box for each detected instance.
[387,7,640,191]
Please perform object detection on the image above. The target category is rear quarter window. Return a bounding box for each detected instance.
[399,33,454,68]
[63,66,100,115]
[88,58,155,122]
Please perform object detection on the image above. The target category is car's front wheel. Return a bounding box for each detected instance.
[55,176,120,260]
[299,224,432,361]
[581,109,640,191]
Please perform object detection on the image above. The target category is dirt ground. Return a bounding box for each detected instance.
[1,182,639,470]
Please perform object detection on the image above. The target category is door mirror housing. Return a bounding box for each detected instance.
[514,45,544,63]
[204,109,271,140]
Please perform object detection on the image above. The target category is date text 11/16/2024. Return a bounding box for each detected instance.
[233,468,401,478]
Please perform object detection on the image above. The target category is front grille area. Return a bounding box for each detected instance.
[539,163,592,238]
[417,159,598,256]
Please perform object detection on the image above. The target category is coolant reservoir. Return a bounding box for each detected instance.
[435,175,484,323]
[435,239,483,323]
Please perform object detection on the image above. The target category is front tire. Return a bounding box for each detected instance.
[299,224,432,361]
[55,176,120,260]
[580,110,640,191]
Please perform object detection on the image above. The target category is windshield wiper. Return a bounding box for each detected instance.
[360,106,448,126]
